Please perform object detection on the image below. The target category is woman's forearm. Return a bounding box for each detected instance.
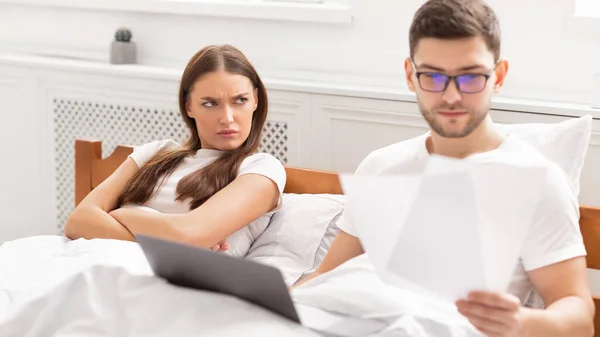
[64,206,135,241]
[109,208,189,244]
[109,208,223,249]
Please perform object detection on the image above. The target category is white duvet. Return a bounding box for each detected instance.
[0,236,481,337]
[292,255,483,337]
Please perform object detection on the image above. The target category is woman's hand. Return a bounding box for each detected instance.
[209,240,230,252]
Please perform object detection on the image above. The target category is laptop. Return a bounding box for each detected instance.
[135,234,301,324]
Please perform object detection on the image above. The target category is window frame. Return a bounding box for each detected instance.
[570,0,600,108]
[569,0,600,35]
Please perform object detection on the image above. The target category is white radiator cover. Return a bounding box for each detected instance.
[52,97,289,233]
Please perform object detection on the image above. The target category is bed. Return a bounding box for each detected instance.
[0,138,599,336]
[72,139,600,336]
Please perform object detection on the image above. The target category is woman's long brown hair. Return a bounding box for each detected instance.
[117,45,268,210]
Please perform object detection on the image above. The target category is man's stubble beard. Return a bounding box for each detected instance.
[418,99,491,139]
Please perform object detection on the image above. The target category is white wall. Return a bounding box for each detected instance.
[2,0,600,300]
[0,0,598,106]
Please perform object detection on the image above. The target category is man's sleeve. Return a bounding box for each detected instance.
[520,166,587,272]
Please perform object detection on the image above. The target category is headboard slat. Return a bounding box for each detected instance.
[283,166,343,195]
[90,145,136,190]
[580,206,600,269]
[74,139,102,206]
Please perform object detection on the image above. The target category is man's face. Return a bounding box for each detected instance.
[405,36,508,138]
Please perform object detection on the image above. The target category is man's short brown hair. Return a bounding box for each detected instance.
[409,0,501,62]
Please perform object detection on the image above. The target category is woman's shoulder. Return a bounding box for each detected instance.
[240,152,284,169]
[129,139,180,168]
[238,152,286,191]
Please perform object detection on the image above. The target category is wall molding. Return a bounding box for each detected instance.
[0,0,353,24]
[321,105,426,129]
[0,41,108,64]
[268,101,305,116]
[1,53,599,120]
[46,83,177,108]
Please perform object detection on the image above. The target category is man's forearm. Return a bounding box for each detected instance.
[520,296,594,337]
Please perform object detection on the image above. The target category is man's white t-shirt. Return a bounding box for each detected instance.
[124,139,287,257]
[337,133,586,307]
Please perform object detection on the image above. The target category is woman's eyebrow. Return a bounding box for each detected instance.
[200,96,219,101]
[200,92,249,101]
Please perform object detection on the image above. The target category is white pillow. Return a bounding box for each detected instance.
[495,115,592,197]
[296,209,343,283]
[245,193,345,285]
[224,213,273,258]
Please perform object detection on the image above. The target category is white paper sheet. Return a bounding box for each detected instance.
[339,155,546,303]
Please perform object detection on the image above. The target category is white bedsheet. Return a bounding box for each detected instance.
[0,235,153,317]
[0,236,319,336]
[0,265,318,337]
[0,236,482,337]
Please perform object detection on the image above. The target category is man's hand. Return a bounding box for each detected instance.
[456,291,522,337]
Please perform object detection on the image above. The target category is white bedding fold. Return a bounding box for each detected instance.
[291,254,483,337]
[0,236,483,337]
[0,265,319,337]
[0,235,152,318]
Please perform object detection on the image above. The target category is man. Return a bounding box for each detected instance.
[292,0,595,336]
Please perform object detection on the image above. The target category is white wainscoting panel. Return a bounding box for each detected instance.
[0,74,46,242]
[311,94,429,173]
[266,90,311,167]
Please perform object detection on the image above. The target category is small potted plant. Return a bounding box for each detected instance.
[110,27,136,64]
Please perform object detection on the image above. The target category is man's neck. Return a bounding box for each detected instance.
[426,118,505,159]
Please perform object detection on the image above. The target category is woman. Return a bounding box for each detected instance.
[64,45,286,253]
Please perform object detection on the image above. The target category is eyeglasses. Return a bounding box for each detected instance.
[411,60,498,94]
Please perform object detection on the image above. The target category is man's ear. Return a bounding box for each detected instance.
[493,59,509,94]
[405,57,416,92]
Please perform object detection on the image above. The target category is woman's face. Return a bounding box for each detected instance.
[186,70,258,151]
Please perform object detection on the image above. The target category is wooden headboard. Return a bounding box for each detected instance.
[74,139,343,205]
[74,139,600,334]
